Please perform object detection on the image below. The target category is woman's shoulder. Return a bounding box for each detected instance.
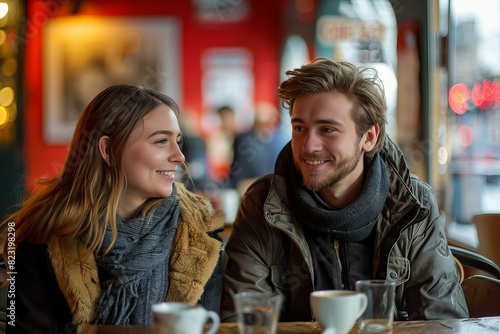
[14,242,53,282]
[16,242,49,260]
[176,182,225,232]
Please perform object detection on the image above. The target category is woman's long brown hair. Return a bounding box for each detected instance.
[2,85,181,257]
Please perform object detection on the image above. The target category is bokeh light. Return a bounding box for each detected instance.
[457,124,473,147]
[449,83,470,114]
[0,106,8,125]
[0,86,14,106]
[2,57,17,76]
[0,3,8,20]
[471,79,500,110]
[437,146,448,165]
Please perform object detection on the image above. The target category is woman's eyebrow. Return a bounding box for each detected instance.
[147,130,175,138]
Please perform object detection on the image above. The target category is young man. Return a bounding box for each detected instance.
[221,59,468,322]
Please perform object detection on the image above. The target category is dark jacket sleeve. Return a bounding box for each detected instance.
[5,243,74,334]
[399,181,469,320]
[220,178,281,322]
[198,228,224,315]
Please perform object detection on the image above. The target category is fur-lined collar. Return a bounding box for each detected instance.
[48,183,224,332]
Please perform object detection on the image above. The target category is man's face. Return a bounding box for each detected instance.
[290,91,365,193]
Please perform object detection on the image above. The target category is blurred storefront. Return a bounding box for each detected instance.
[0,0,498,235]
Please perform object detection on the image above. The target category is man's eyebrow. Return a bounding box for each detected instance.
[291,117,344,127]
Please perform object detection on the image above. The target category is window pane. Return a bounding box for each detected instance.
[448,0,500,225]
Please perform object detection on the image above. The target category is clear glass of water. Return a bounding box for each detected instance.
[233,291,283,334]
[355,280,396,333]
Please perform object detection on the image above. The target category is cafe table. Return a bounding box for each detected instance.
[82,317,499,333]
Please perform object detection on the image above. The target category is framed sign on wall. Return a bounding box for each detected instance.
[43,16,181,144]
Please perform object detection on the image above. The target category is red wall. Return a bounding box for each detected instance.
[24,0,284,187]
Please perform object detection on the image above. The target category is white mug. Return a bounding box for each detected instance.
[310,290,368,334]
[152,302,220,334]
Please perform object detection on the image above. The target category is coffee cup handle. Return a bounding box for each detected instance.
[357,293,368,319]
[204,310,220,334]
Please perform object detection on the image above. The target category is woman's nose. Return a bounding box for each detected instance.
[171,143,185,164]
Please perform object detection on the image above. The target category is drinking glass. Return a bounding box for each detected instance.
[233,291,283,334]
[355,280,396,333]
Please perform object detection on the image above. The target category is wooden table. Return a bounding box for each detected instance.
[82,317,499,333]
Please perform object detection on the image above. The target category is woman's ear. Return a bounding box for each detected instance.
[98,136,111,166]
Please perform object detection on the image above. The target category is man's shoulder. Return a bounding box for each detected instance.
[409,174,434,196]
[246,174,273,192]
[240,174,274,212]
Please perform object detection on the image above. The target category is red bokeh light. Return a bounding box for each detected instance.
[472,79,500,110]
[457,125,474,147]
[449,83,470,114]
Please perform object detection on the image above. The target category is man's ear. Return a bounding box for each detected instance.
[98,136,111,166]
[361,124,380,153]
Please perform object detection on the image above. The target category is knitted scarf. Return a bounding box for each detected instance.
[277,143,389,242]
[92,185,180,325]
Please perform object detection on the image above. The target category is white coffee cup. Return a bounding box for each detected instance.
[310,290,368,334]
[152,302,220,334]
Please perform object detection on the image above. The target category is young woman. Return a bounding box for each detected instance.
[2,85,225,333]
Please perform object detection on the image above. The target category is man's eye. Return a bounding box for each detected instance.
[293,126,305,132]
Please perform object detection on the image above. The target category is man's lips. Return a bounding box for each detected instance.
[304,160,327,165]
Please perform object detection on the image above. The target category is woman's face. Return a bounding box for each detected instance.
[120,105,185,217]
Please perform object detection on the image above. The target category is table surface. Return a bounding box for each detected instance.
[82,317,499,334]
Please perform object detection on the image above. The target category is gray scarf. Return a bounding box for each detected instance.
[92,185,180,325]
[277,143,389,242]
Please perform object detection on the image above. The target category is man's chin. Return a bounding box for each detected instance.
[302,177,325,192]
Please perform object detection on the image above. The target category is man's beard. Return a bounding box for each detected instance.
[295,141,362,192]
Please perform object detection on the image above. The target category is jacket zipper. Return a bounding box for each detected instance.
[334,239,342,283]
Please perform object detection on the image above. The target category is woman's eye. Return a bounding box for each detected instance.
[156,139,168,144]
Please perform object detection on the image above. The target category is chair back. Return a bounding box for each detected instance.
[461,275,500,317]
[472,213,500,266]
[453,255,465,283]
[449,245,500,279]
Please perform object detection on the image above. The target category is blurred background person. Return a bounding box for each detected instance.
[206,105,237,186]
[177,117,211,193]
[230,102,287,195]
